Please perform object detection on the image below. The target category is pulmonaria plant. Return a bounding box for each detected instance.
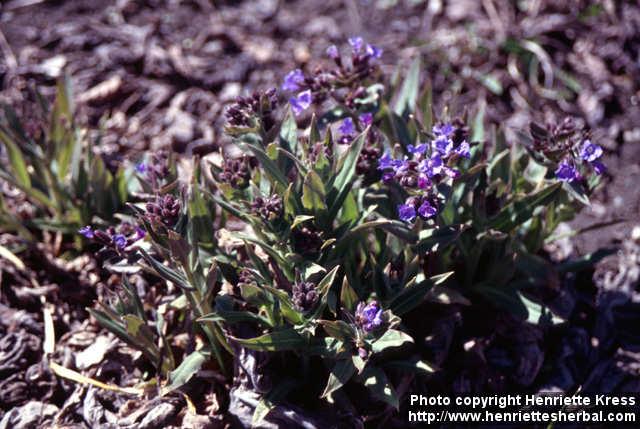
[79,38,617,427]
[379,122,470,222]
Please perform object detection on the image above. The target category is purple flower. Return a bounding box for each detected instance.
[339,117,355,135]
[407,143,428,154]
[398,203,416,222]
[592,160,606,175]
[134,226,146,241]
[282,69,305,92]
[359,112,373,126]
[432,135,453,157]
[78,226,94,239]
[555,160,580,182]
[417,174,431,189]
[418,200,437,218]
[378,151,394,170]
[454,141,470,159]
[326,45,339,59]
[432,123,454,137]
[579,140,603,163]
[289,90,312,116]
[356,301,384,332]
[365,44,383,59]
[382,171,395,182]
[391,158,410,175]
[418,154,443,178]
[113,234,127,250]
[135,162,147,174]
[348,36,364,53]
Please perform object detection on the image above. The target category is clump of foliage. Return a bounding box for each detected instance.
[0,76,129,247]
[77,38,608,423]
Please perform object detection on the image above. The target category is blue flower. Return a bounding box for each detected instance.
[134,226,146,241]
[407,143,428,154]
[356,301,384,332]
[433,123,454,137]
[135,162,147,174]
[339,117,355,135]
[378,151,394,170]
[418,200,437,218]
[418,154,443,178]
[398,203,416,222]
[78,226,94,239]
[113,234,127,250]
[391,158,410,175]
[382,171,395,182]
[365,44,383,59]
[282,69,305,92]
[348,36,364,53]
[289,90,312,116]
[417,174,431,189]
[326,45,339,59]
[579,139,603,163]
[555,160,580,182]
[359,112,373,126]
[454,141,470,159]
[432,135,453,157]
[592,160,606,175]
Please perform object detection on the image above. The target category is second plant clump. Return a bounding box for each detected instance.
[2,37,606,423]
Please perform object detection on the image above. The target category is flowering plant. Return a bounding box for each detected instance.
[0,76,130,248]
[69,38,610,425]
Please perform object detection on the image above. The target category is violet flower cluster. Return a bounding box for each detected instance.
[555,139,606,182]
[355,301,384,333]
[79,222,145,254]
[378,123,470,222]
[281,37,382,117]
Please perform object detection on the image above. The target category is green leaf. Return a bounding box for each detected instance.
[393,56,421,117]
[384,357,436,375]
[278,108,298,155]
[0,129,31,189]
[199,310,272,326]
[488,182,562,232]
[519,293,564,325]
[238,135,288,188]
[472,282,527,319]
[361,366,399,409]
[419,81,433,130]
[188,179,214,247]
[165,349,208,393]
[371,329,413,354]
[556,248,616,273]
[471,100,485,144]
[291,215,314,230]
[414,225,465,253]
[322,359,356,398]
[252,379,297,426]
[139,249,194,291]
[302,170,326,211]
[340,277,359,312]
[232,329,309,352]
[389,272,453,315]
[319,320,357,342]
[327,130,367,219]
